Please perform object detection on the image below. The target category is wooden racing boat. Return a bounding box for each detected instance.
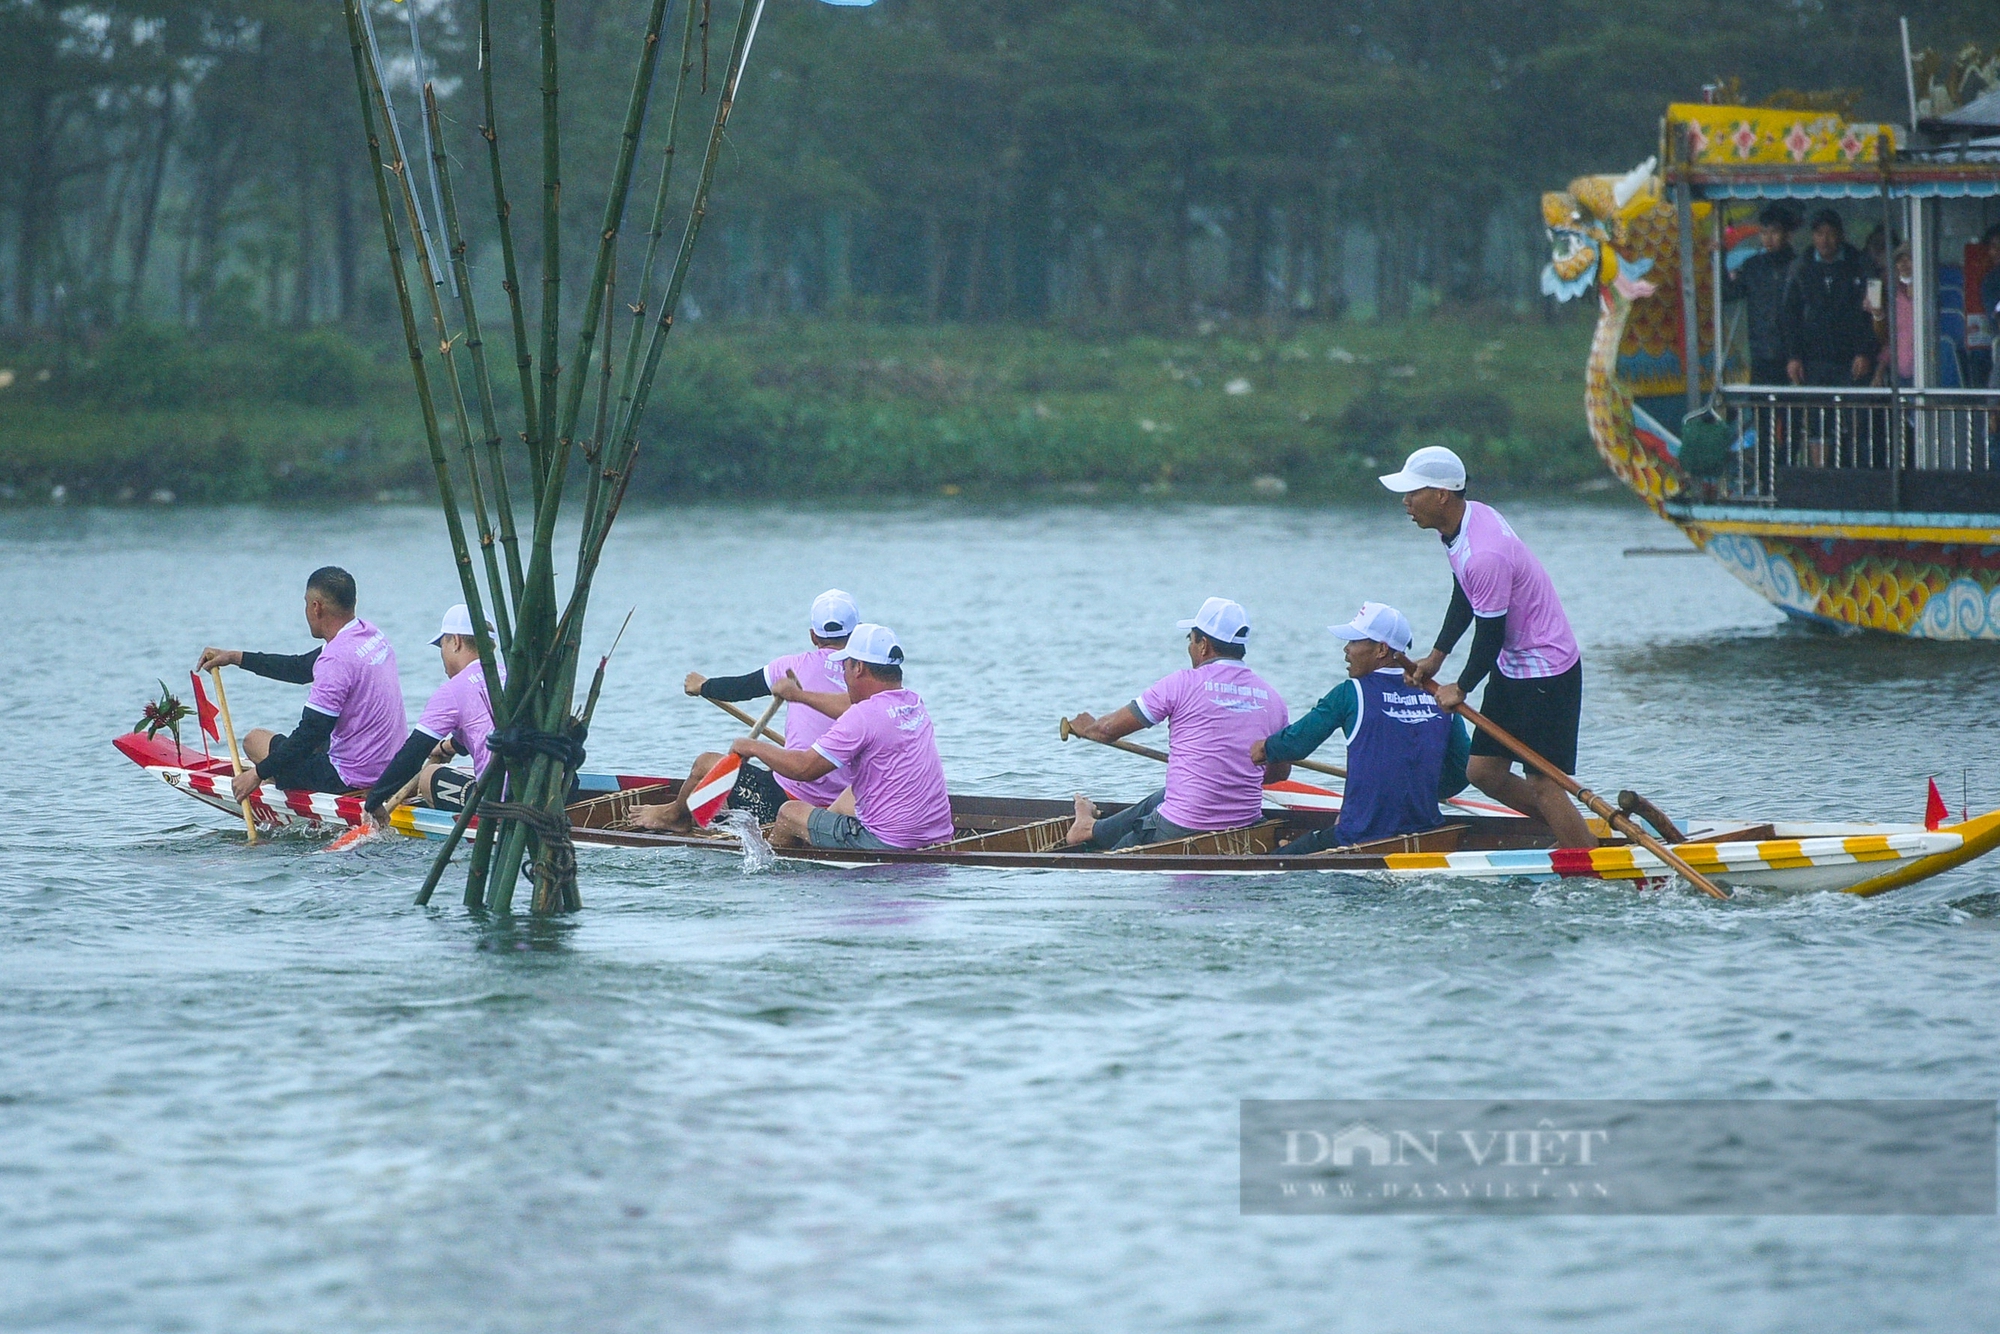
[113,731,2000,896]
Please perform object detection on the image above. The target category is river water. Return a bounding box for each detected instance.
[2,498,1995,1331]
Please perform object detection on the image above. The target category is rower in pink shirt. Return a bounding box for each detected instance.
[1062,597,1291,850]
[636,590,862,833]
[364,604,502,820]
[194,566,405,800]
[730,623,956,850]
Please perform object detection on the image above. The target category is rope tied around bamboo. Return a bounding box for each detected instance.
[482,800,577,910]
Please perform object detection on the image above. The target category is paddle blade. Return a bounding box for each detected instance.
[687,755,742,827]
[322,821,380,853]
[1926,778,1948,831]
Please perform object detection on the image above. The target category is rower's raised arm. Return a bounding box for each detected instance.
[195,647,242,674]
[1071,704,1146,744]
[236,648,321,685]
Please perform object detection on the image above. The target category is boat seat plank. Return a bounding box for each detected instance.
[1681,824,1776,845]
[1110,820,1285,857]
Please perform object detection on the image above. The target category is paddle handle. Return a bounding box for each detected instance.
[1390,656,1727,899]
[1058,715,1344,779]
[705,695,787,747]
[208,668,258,845]
[747,683,787,742]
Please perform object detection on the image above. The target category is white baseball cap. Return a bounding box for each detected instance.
[827,622,905,667]
[1378,445,1467,493]
[810,588,861,638]
[429,603,493,646]
[1176,596,1251,645]
[1329,602,1415,653]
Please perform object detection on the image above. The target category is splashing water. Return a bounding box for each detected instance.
[714,808,775,872]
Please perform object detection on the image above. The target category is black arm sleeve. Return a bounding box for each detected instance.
[699,668,771,703]
[238,649,321,685]
[255,706,335,780]
[1455,611,1508,694]
[1433,579,1475,656]
[367,730,437,808]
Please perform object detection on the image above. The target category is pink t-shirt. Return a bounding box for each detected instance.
[1446,501,1580,680]
[1136,661,1288,831]
[415,661,500,777]
[306,618,406,787]
[765,647,850,806]
[811,688,955,849]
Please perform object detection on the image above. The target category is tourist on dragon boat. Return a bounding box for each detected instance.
[1252,602,1470,853]
[1381,448,1595,849]
[194,567,405,801]
[724,622,956,851]
[633,589,861,833]
[362,604,499,822]
[1063,597,1290,851]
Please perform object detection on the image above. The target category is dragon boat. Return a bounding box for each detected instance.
[113,730,2000,895]
[1545,94,2000,638]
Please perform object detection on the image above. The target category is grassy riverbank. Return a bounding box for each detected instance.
[0,311,1599,503]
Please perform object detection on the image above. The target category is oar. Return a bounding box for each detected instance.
[207,668,258,845]
[323,767,426,853]
[703,695,786,747]
[1057,715,1347,780]
[687,677,792,826]
[1388,656,1728,900]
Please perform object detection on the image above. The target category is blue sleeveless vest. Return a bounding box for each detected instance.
[1334,670,1451,847]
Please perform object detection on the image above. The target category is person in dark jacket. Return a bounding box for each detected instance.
[1781,209,1878,387]
[1724,203,1798,385]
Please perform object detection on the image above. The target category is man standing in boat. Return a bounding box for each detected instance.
[194,567,405,800]
[362,604,498,820]
[1381,448,1594,849]
[1062,598,1290,851]
[727,623,956,851]
[633,589,861,832]
[1251,602,1470,852]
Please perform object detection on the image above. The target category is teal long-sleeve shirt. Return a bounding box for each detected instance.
[1261,677,1471,800]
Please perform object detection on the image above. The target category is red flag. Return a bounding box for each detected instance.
[191,671,220,742]
[1925,778,1948,831]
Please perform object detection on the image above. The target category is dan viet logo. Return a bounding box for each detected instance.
[1284,1118,1610,1171]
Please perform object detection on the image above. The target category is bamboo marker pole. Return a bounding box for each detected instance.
[476,0,540,504]
[208,668,257,844]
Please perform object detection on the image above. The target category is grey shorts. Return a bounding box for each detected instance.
[805,807,895,850]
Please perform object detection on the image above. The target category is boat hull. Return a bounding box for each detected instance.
[111,732,2000,896]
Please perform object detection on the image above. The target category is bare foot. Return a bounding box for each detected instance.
[1065,792,1097,847]
[630,802,693,833]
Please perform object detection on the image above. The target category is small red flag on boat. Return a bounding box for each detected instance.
[1925,778,1949,831]
[190,671,220,742]
[687,754,741,828]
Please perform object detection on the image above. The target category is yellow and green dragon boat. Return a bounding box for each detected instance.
[1545,97,2000,638]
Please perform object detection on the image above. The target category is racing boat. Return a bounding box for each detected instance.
[112,730,2000,896]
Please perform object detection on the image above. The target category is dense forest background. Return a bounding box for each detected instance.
[1,1,1995,501]
[4,0,1995,337]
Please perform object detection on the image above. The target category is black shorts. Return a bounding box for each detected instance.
[727,762,788,824]
[260,734,348,793]
[1470,661,1582,775]
[430,767,474,812]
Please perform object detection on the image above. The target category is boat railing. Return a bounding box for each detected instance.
[1708,385,2000,510]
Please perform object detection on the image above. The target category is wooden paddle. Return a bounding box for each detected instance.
[323,764,429,853]
[1388,655,1727,900]
[688,678,793,826]
[1058,715,1347,779]
[703,695,787,747]
[207,667,257,845]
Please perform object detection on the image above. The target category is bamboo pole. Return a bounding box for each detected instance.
[615,0,703,415]
[208,667,257,844]
[344,0,506,767]
[535,0,562,493]
[477,0,540,505]
[427,81,525,622]
[420,83,514,656]
[485,0,684,914]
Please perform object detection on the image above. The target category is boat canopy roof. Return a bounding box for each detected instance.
[1663,102,2000,201]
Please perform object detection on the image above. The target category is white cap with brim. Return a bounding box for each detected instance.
[1329,601,1415,654]
[1378,445,1468,493]
[1175,596,1251,645]
[810,588,861,638]
[826,622,904,667]
[430,603,493,646]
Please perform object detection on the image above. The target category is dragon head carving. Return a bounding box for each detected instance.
[1541,157,1661,303]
